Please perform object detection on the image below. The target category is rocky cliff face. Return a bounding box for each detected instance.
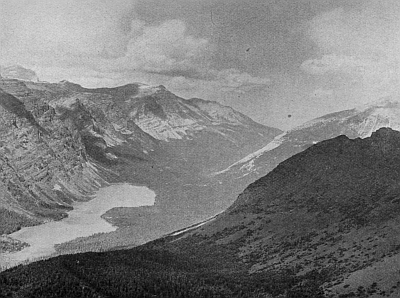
[0,77,281,236]
[0,86,113,235]
[49,81,280,173]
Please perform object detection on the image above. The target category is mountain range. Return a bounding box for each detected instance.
[209,98,400,222]
[0,74,280,246]
[3,66,400,297]
[216,97,400,179]
[185,127,400,297]
[3,127,400,297]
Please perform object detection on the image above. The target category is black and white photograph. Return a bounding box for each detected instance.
[1,0,400,297]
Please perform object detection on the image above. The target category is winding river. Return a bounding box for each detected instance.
[0,184,155,269]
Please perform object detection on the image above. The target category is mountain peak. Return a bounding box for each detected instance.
[370,126,398,138]
[136,84,166,97]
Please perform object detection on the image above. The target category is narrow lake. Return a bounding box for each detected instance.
[0,184,155,269]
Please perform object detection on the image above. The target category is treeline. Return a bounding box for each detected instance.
[0,235,29,254]
[0,246,326,297]
[0,208,38,235]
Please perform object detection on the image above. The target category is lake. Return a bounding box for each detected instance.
[0,184,155,269]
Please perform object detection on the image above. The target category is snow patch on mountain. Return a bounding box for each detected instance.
[213,132,287,175]
[349,98,400,137]
[288,116,340,132]
[133,84,164,98]
[88,128,125,147]
[213,95,400,179]
[53,184,62,191]
[112,123,133,135]
[54,97,79,110]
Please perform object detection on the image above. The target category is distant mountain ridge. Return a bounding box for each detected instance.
[4,128,400,297]
[56,81,278,142]
[0,75,281,238]
[49,80,282,175]
[211,97,400,212]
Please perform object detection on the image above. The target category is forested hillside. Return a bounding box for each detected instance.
[0,245,325,298]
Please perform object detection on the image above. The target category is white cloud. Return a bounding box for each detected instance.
[0,0,135,65]
[301,55,372,76]
[0,1,210,81]
[165,69,271,95]
[302,0,400,98]
[307,2,400,60]
[216,69,271,90]
[108,19,210,74]
[0,0,271,96]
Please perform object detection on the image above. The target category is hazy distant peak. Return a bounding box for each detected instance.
[0,65,39,82]
[59,80,75,85]
[355,96,400,111]
[187,97,261,127]
[289,96,400,134]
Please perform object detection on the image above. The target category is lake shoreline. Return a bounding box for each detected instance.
[0,183,156,271]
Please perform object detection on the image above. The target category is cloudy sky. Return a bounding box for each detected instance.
[1,0,400,129]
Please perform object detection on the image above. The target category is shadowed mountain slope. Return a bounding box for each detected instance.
[210,98,400,225]
[3,128,400,297]
[173,127,400,297]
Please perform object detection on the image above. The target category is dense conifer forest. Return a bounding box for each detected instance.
[0,243,326,298]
